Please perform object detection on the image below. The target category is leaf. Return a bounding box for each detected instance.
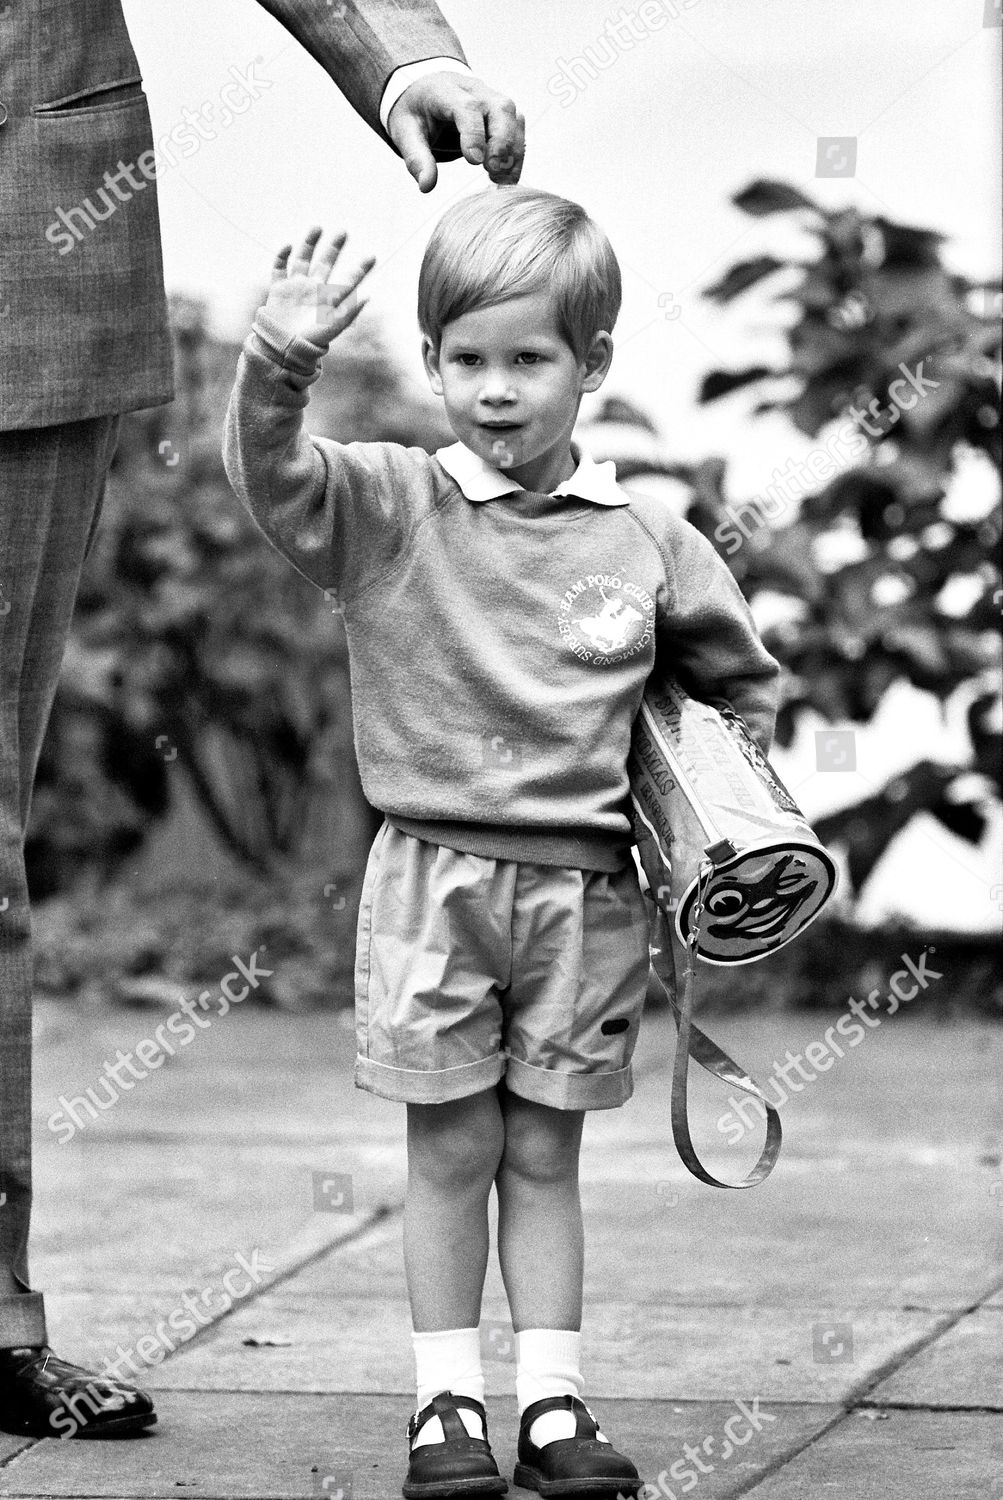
[698,366,774,403]
[814,760,960,891]
[872,216,947,268]
[744,523,827,603]
[703,257,787,303]
[786,376,854,436]
[732,179,822,217]
[929,794,986,844]
[593,395,660,433]
[773,698,805,749]
[880,622,963,697]
[801,470,897,531]
[864,265,959,334]
[968,693,1003,790]
[788,316,862,377]
[785,266,843,313]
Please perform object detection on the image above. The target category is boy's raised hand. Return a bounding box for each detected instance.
[264,228,376,348]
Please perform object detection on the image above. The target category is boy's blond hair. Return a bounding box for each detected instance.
[417,185,622,361]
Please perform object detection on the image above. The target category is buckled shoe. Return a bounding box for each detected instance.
[403,1390,508,1498]
[514,1394,641,1497]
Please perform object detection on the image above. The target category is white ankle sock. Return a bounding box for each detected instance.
[515,1328,608,1448]
[411,1327,486,1448]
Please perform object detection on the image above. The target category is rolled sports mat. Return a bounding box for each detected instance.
[627,675,840,1189]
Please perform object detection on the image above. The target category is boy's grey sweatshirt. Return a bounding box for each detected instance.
[223,313,782,873]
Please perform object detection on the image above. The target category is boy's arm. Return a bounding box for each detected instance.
[656,516,782,756]
[223,229,414,599]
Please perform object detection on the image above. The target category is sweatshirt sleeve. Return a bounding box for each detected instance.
[222,311,426,603]
[656,513,782,756]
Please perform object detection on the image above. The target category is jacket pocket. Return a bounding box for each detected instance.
[33,76,145,117]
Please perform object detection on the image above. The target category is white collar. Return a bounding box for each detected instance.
[434,439,630,506]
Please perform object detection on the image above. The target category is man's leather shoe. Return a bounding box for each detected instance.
[0,1346,157,1438]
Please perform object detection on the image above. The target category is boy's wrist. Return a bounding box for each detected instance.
[251,306,330,377]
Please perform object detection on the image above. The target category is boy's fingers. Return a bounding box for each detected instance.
[287,225,324,278]
[268,234,373,340]
[271,245,292,282]
[314,294,368,345]
[330,254,376,300]
[311,259,374,326]
[338,296,368,333]
[314,253,374,302]
[312,230,349,281]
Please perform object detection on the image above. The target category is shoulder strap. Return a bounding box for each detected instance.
[649,866,782,1189]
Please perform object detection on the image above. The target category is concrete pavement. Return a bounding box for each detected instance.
[1,983,1000,1498]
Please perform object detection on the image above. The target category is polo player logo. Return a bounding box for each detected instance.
[558,572,655,665]
[578,587,644,653]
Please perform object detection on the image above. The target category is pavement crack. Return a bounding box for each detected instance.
[854,1400,1003,1413]
[730,1272,1003,1495]
[839,1271,1003,1409]
[0,1437,38,1471]
[156,1201,401,1364]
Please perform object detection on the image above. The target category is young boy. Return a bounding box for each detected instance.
[223,187,780,1498]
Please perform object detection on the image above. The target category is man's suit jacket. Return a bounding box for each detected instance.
[0,0,466,431]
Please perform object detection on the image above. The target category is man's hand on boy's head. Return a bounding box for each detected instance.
[388,72,525,193]
[264,228,376,349]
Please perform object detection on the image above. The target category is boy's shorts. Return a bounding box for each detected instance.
[353,821,652,1111]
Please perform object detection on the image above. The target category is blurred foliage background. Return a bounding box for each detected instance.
[28,182,1002,1014]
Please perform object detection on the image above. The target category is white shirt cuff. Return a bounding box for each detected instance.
[379,56,471,135]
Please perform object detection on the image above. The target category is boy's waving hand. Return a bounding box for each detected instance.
[264,228,376,348]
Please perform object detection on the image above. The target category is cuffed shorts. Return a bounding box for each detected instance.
[353,821,652,1111]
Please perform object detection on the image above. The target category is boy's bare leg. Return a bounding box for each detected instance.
[494,1086,585,1331]
[404,1089,506,1330]
[494,1087,603,1449]
[403,1090,506,1449]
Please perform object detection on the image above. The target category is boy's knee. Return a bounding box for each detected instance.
[498,1095,584,1186]
[406,1091,504,1186]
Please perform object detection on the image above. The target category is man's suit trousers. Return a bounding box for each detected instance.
[0,414,120,1346]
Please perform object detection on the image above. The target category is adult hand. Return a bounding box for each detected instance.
[388,71,525,193]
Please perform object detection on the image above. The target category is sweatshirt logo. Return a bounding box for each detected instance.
[558,572,655,665]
